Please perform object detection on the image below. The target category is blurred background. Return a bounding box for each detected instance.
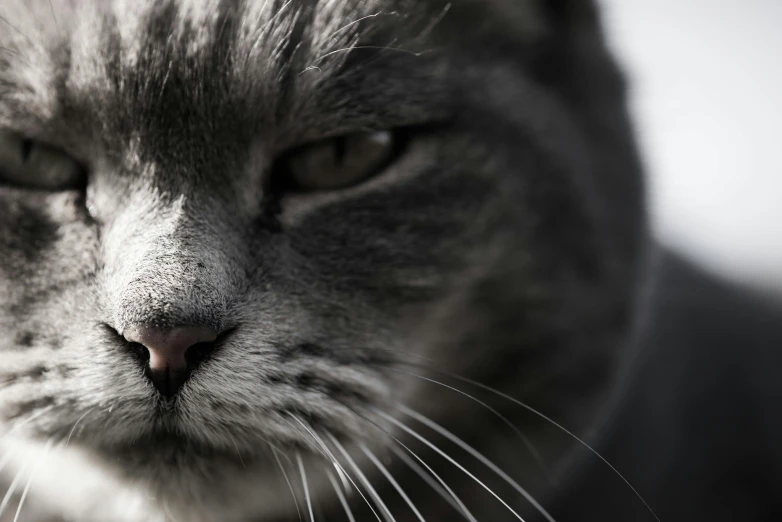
[601,0,782,294]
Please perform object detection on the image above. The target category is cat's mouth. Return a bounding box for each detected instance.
[92,410,336,471]
[102,429,268,468]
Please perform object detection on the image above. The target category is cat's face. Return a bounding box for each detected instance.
[0,0,645,520]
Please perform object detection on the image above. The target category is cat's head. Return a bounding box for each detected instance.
[0,0,645,519]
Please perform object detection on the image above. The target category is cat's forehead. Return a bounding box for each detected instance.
[0,0,444,150]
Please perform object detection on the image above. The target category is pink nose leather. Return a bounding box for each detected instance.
[123,325,217,396]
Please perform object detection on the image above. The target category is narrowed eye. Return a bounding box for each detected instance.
[277,130,400,192]
[0,131,86,191]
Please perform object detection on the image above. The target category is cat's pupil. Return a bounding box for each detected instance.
[20,139,33,162]
[333,136,347,165]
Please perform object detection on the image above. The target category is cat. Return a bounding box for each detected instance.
[2,0,779,521]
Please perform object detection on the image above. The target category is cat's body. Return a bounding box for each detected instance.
[552,249,782,522]
[0,1,777,521]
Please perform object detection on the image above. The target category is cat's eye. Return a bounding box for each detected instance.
[0,131,86,191]
[278,130,400,192]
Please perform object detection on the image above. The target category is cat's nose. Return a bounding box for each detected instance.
[123,325,218,398]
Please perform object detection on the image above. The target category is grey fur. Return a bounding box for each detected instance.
[0,1,646,520]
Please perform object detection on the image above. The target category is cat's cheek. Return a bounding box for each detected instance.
[0,191,60,273]
[0,189,101,351]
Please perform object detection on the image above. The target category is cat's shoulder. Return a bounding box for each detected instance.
[550,245,782,521]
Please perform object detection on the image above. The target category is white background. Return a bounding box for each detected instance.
[600,0,782,292]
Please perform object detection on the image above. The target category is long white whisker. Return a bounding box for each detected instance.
[0,460,29,517]
[0,407,55,445]
[400,405,555,522]
[273,448,303,522]
[296,453,315,522]
[65,409,94,447]
[287,416,382,522]
[287,417,353,501]
[360,443,426,522]
[287,418,351,496]
[390,369,549,479]
[255,430,296,465]
[375,409,527,522]
[322,397,476,522]
[417,3,452,40]
[357,346,657,522]
[408,371,660,522]
[327,434,396,522]
[389,446,473,521]
[227,433,246,469]
[326,469,357,522]
[13,439,53,522]
[335,460,352,496]
[0,448,15,476]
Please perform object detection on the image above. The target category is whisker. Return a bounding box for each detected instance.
[375,409,527,521]
[360,443,426,522]
[286,416,351,493]
[296,452,316,522]
[0,460,28,517]
[48,0,60,35]
[256,431,295,465]
[326,469,357,522]
[337,344,658,521]
[0,448,15,476]
[334,458,352,496]
[0,409,57,514]
[417,3,452,40]
[65,408,94,447]
[291,419,351,496]
[407,371,660,522]
[287,416,383,522]
[317,345,551,477]
[389,368,550,480]
[400,405,555,522]
[0,406,55,445]
[13,438,53,522]
[389,446,473,522]
[327,434,396,522]
[227,433,246,469]
[273,448,303,522]
[0,15,34,46]
[316,395,476,522]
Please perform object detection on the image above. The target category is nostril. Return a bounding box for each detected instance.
[122,325,220,398]
[184,327,237,372]
[127,341,151,366]
[185,341,216,371]
[101,323,150,366]
[123,326,217,368]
